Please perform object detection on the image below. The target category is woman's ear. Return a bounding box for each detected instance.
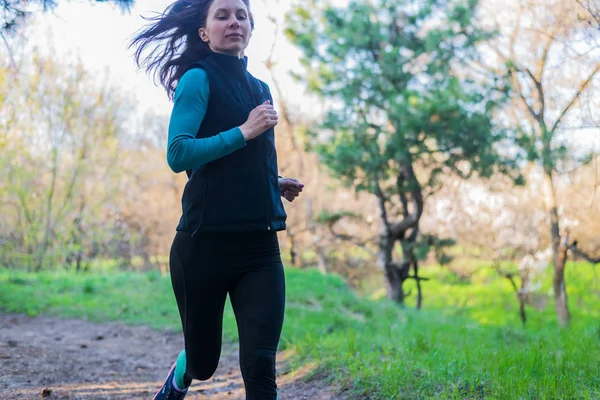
[198,28,209,43]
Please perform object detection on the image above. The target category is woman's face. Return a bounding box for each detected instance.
[199,0,252,58]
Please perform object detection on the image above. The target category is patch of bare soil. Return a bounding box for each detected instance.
[0,313,349,400]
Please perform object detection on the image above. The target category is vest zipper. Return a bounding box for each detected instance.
[265,152,272,231]
[239,62,272,231]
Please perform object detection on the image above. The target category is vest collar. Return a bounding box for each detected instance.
[205,50,248,73]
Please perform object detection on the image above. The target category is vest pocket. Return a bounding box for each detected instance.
[182,169,210,237]
[193,174,210,236]
[203,149,268,228]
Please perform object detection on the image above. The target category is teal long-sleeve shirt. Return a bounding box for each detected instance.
[166,68,247,173]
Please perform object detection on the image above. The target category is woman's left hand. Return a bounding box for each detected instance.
[279,177,304,202]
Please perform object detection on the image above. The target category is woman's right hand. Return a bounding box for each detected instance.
[239,100,278,141]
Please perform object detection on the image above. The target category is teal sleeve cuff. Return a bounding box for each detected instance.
[223,126,246,149]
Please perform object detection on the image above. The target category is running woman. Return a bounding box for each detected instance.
[130,0,304,398]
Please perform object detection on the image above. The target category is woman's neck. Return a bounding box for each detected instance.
[209,47,245,59]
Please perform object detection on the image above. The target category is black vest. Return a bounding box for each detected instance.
[176,51,287,235]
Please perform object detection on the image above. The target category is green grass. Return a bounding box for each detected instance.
[1,263,599,399]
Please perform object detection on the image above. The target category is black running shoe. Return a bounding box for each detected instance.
[153,362,188,400]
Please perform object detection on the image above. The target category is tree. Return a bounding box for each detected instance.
[481,0,600,325]
[1,0,133,34]
[0,47,132,270]
[423,171,554,324]
[576,0,600,28]
[286,0,521,306]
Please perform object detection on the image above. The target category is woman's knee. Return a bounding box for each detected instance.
[186,361,218,381]
[185,348,220,381]
[246,348,276,379]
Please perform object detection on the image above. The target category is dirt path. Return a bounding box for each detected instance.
[0,313,346,400]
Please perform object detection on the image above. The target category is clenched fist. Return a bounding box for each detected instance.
[239,100,278,141]
[279,177,304,202]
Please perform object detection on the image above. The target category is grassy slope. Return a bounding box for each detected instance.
[1,263,599,399]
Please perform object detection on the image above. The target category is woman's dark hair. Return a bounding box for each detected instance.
[129,0,254,100]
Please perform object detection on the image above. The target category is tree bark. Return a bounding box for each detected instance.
[568,241,600,264]
[544,164,570,325]
[374,157,424,306]
[73,196,86,271]
[306,198,328,274]
[493,260,528,325]
[375,179,403,302]
[379,234,404,302]
[37,146,59,271]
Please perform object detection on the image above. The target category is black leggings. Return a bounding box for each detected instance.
[168,230,285,400]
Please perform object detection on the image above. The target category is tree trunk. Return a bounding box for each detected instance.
[378,233,400,302]
[400,227,422,308]
[286,227,299,267]
[494,259,528,325]
[290,242,298,267]
[316,250,328,275]
[375,179,401,302]
[553,245,570,325]
[518,294,527,325]
[554,227,571,326]
[73,196,86,272]
[376,192,411,304]
[374,157,424,306]
[306,198,328,274]
[37,147,59,271]
[544,167,570,325]
[412,249,423,309]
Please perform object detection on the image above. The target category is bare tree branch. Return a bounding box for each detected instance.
[569,241,600,264]
[576,0,600,26]
[509,67,541,123]
[374,174,391,232]
[525,68,545,123]
[538,25,560,80]
[492,260,527,324]
[262,1,306,176]
[508,1,522,60]
[550,64,600,134]
[591,156,599,209]
[1,31,17,69]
